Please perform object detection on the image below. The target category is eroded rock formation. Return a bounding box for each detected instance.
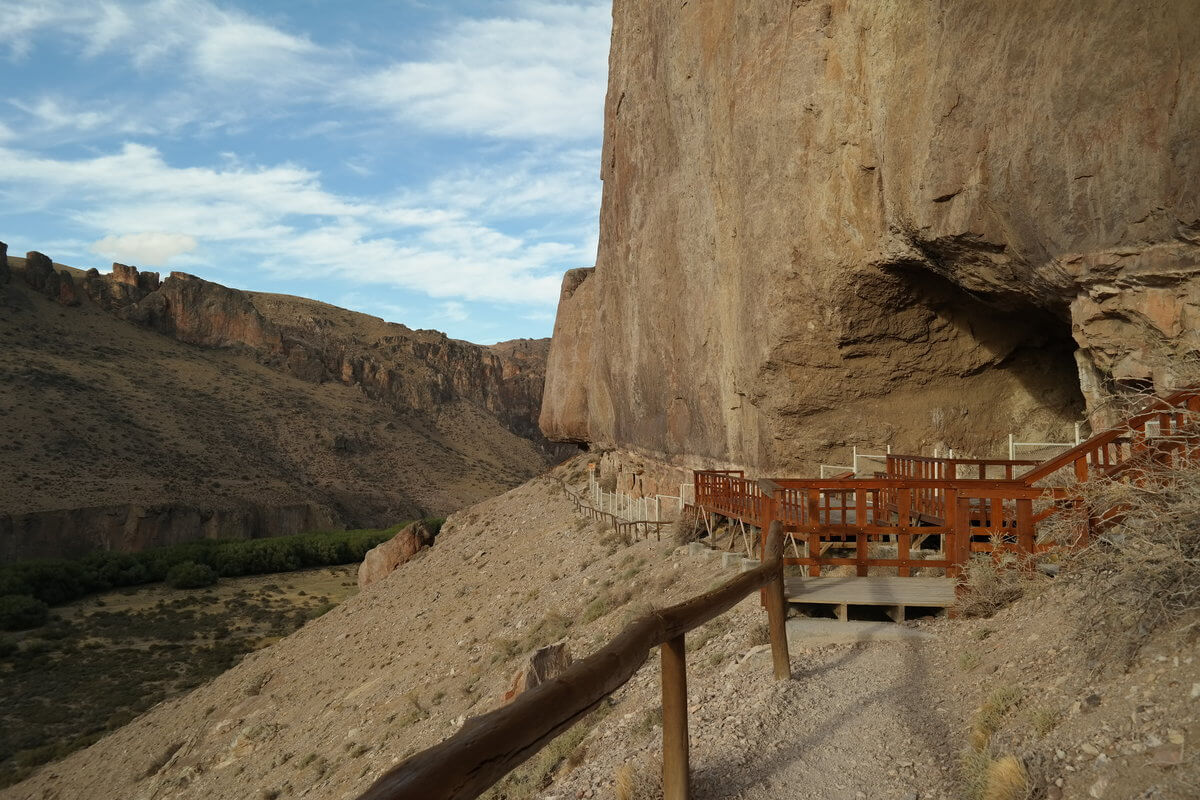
[542,0,1200,471]
[356,520,438,588]
[81,265,554,449]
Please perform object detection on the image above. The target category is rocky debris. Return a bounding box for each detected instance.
[503,643,573,702]
[357,520,438,588]
[0,241,8,284]
[541,0,1200,469]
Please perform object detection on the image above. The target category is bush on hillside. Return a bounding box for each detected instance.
[671,507,703,547]
[0,521,437,608]
[1065,460,1200,666]
[0,595,49,631]
[165,561,218,589]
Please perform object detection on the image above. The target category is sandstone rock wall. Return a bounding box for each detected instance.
[78,266,554,450]
[543,0,1200,471]
[539,268,596,443]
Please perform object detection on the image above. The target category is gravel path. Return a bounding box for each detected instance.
[546,614,962,800]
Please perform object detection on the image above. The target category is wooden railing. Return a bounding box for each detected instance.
[693,469,768,528]
[764,478,1042,577]
[881,455,1040,522]
[688,387,1200,580]
[357,525,791,800]
[1020,386,1200,486]
[560,480,669,541]
[885,454,1040,482]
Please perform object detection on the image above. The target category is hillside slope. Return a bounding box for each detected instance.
[0,250,556,559]
[7,461,1195,800]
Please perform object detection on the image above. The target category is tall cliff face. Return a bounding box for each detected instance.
[80,267,553,450]
[542,0,1200,470]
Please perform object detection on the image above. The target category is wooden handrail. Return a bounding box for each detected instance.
[1020,386,1200,485]
[885,455,1040,467]
[358,525,790,800]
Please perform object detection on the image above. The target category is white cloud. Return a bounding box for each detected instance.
[12,97,118,133]
[2,1,610,144]
[439,301,469,322]
[90,232,197,265]
[0,141,581,306]
[350,2,611,140]
[2,0,331,88]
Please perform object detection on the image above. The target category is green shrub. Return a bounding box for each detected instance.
[0,595,49,631]
[0,524,405,608]
[165,562,218,589]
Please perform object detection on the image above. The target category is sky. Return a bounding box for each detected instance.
[0,0,611,344]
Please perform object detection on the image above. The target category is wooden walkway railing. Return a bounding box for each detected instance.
[691,386,1200,578]
[693,475,1042,577]
[560,480,669,541]
[357,524,791,800]
[1020,386,1200,485]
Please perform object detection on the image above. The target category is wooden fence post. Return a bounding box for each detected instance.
[763,521,791,680]
[661,635,689,800]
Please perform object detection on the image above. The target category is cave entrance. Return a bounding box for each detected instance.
[837,262,1086,452]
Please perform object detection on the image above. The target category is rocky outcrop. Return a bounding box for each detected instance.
[122,272,285,352]
[0,502,339,562]
[539,269,595,443]
[0,241,8,284]
[356,520,438,587]
[542,0,1200,471]
[78,265,554,449]
[502,642,573,702]
[20,251,79,306]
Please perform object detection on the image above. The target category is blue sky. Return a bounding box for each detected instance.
[0,0,611,344]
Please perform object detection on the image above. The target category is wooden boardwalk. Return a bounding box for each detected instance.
[785,576,955,621]
[690,386,1200,589]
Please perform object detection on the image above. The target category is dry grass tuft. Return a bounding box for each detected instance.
[1063,459,1200,666]
[614,764,634,800]
[613,755,662,800]
[956,549,1042,618]
[970,685,1023,750]
[671,508,703,547]
[961,750,1029,800]
[983,755,1029,800]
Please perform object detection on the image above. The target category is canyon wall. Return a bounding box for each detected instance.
[542,0,1200,472]
[81,266,554,449]
[0,249,557,559]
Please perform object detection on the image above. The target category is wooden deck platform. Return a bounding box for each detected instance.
[784,576,956,622]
